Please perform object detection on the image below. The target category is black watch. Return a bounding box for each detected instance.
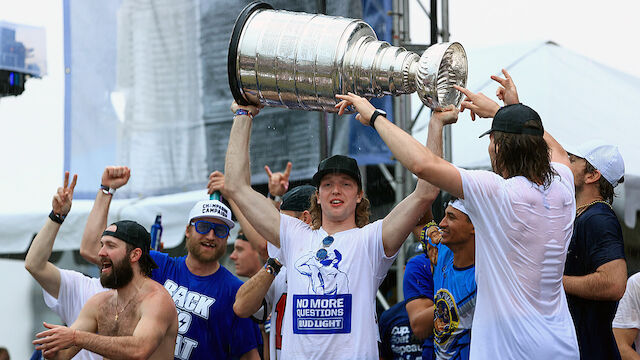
[264,258,282,276]
[370,109,387,129]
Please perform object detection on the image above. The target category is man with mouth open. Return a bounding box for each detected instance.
[223,101,440,359]
[33,220,178,360]
[81,189,261,359]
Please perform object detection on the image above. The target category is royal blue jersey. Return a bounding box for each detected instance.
[403,254,434,360]
[150,251,261,360]
[432,244,476,360]
[379,300,424,360]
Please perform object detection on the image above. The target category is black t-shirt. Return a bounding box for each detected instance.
[565,202,625,360]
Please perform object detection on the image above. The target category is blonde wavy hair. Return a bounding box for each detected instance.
[308,191,371,230]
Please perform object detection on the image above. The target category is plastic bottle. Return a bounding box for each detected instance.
[150,214,163,251]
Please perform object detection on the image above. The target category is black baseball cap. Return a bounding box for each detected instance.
[479,103,544,138]
[102,220,158,269]
[311,155,362,188]
[281,185,316,212]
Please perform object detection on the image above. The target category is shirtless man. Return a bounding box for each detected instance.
[33,220,178,360]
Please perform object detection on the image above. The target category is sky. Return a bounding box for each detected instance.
[1,0,639,211]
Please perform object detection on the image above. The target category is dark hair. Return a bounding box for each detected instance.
[493,120,555,187]
[584,161,623,204]
[309,192,370,230]
[125,243,154,277]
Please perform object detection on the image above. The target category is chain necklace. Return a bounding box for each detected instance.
[114,287,140,321]
[576,199,612,217]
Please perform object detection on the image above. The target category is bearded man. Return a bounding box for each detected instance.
[33,220,178,360]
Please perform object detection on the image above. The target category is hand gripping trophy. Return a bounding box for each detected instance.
[228,1,468,112]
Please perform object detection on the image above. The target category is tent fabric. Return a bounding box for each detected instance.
[0,190,240,254]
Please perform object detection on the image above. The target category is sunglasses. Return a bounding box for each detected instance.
[191,220,230,238]
[315,235,335,260]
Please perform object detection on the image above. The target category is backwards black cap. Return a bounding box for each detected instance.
[102,220,158,270]
[311,155,362,188]
[281,185,316,212]
[479,103,544,138]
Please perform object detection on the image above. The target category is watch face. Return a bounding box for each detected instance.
[377,109,387,116]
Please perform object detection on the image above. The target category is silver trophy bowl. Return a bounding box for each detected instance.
[228,2,467,112]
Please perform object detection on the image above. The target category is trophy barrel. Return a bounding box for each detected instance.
[228,2,468,112]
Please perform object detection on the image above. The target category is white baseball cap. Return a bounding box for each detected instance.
[188,200,235,228]
[567,140,625,187]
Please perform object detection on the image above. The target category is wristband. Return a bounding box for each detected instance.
[49,210,66,224]
[267,192,282,202]
[264,258,282,276]
[370,109,387,129]
[234,109,253,119]
[100,184,116,195]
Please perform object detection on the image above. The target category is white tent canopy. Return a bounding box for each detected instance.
[445,41,640,227]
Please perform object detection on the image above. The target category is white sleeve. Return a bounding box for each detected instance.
[267,242,281,260]
[43,269,105,326]
[458,167,503,209]
[279,214,311,267]
[551,162,575,198]
[362,220,395,280]
[613,273,640,329]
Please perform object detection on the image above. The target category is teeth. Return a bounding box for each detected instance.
[202,243,215,248]
[331,200,342,204]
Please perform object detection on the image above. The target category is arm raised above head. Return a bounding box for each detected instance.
[335,93,463,199]
[224,102,282,248]
[25,172,77,298]
[80,166,131,266]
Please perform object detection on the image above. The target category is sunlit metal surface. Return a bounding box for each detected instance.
[228,2,467,112]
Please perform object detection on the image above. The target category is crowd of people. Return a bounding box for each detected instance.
[21,69,633,360]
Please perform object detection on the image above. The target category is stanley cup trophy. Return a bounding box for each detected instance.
[228,2,468,112]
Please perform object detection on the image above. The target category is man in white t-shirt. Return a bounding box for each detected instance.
[224,102,442,359]
[613,273,640,359]
[335,69,579,358]
[25,167,130,360]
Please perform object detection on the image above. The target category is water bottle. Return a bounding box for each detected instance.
[150,214,163,251]
[210,191,221,201]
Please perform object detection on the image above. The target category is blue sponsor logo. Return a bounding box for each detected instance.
[293,294,352,334]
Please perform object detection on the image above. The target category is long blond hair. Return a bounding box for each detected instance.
[308,192,371,230]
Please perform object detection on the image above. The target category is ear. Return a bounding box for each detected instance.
[185,224,191,238]
[302,210,312,225]
[129,248,142,263]
[584,169,602,185]
[356,190,363,204]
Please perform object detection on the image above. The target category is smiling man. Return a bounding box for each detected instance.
[148,199,262,360]
[223,101,440,359]
[33,220,178,360]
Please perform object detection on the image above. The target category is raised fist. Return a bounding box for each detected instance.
[101,166,131,189]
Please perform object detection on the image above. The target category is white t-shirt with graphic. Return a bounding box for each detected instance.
[613,272,640,354]
[42,269,107,360]
[458,163,579,359]
[278,215,395,359]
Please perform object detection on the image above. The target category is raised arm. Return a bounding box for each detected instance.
[208,170,268,259]
[224,102,281,247]
[79,166,130,266]
[25,172,77,298]
[336,93,463,201]
[233,267,277,318]
[378,107,458,256]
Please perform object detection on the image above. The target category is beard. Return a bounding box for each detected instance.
[100,256,134,289]
[185,236,226,264]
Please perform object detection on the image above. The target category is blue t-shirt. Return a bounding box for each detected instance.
[150,251,261,360]
[379,300,424,360]
[564,203,625,360]
[432,243,476,360]
[403,254,434,360]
